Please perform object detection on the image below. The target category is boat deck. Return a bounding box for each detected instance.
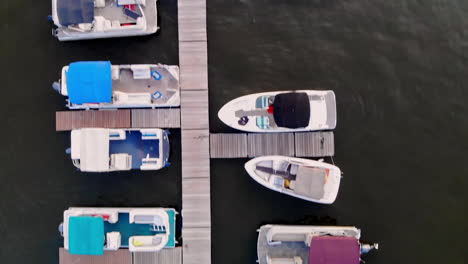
[95,0,137,23]
[104,213,160,247]
[109,131,159,169]
[113,66,179,105]
[257,226,309,264]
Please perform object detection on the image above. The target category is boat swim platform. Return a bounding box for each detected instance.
[56,109,181,131]
[210,132,335,158]
[59,247,182,264]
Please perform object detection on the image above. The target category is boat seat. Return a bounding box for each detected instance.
[105,232,121,250]
[110,154,132,170]
[256,116,269,129]
[266,256,303,264]
[113,91,152,105]
[95,0,106,8]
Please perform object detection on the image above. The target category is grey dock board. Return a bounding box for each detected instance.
[178,0,206,41]
[56,110,131,131]
[179,0,211,263]
[295,132,334,157]
[181,130,210,179]
[131,109,181,128]
[133,248,182,264]
[209,132,335,158]
[179,41,208,91]
[59,248,131,264]
[182,177,211,228]
[210,133,248,158]
[180,90,209,129]
[182,228,211,264]
[248,133,295,157]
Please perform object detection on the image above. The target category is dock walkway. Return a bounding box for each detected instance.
[178,0,211,264]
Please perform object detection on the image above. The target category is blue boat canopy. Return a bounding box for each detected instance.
[67,61,112,105]
[57,0,94,26]
[68,216,104,255]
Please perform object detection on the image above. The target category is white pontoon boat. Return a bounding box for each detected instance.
[257,224,378,264]
[53,61,180,109]
[68,128,170,172]
[51,0,159,41]
[59,207,177,255]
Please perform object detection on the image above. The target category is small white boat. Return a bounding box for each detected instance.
[53,61,180,109]
[218,90,336,133]
[51,0,159,41]
[245,156,341,204]
[69,128,170,172]
[60,207,177,255]
[257,224,378,264]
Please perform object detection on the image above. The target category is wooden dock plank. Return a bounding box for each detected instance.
[247,133,295,157]
[182,228,211,264]
[181,130,210,179]
[210,133,248,158]
[294,132,334,157]
[131,109,181,128]
[179,41,208,91]
[180,90,209,129]
[178,0,206,41]
[182,193,211,228]
[59,248,131,264]
[132,248,182,264]
[56,110,131,131]
[182,178,211,228]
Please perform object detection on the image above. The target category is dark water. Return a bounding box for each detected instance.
[2,0,467,263]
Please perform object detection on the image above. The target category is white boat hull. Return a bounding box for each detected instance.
[218,90,336,133]
[245,156,341,204]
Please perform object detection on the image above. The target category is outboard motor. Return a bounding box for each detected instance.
[52,82,61,93]
[360,242,379,254]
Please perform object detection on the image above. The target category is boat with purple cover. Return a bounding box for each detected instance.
[257,225,378,264]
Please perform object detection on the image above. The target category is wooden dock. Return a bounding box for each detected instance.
[59,248,182,264]
[133,248,182,264]
[178,0,211,264]
[56,109,180,131]
[210,131,334,158]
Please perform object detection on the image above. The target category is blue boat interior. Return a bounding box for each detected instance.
[103,210,176,248]
[109,131,159,169]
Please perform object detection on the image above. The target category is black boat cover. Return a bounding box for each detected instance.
[273,92,311,128]
[57,0,94,26]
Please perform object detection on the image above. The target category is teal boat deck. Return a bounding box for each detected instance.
[103,210,176,248]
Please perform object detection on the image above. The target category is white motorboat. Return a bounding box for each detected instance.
[218,90,336,133]
[245,156,341,204]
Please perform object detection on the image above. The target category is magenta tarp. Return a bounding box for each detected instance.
[309,236,360,264]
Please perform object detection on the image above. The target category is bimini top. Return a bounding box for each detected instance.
[273,92,310,128]
[68,216,104,255]
[67,61,112,105]
[309,236,360,264]
[57,0,95,26]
